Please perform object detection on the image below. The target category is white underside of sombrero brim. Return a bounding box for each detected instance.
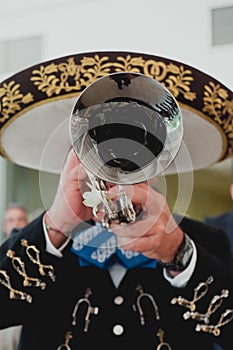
[1,99,223,176]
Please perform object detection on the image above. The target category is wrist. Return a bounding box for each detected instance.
[45,209,82,234]
[158,233,193,272]
[44,212,70,248]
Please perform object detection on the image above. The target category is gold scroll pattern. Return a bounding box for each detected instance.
[113,55,196,101]
[30,56,113,97]
[30,54,197,102]
[203,82,233,155]
[0,81,34,123]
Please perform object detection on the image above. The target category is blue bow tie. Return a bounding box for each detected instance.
[71,223,157,270]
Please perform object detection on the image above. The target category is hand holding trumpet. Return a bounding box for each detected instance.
[45,148,184,274]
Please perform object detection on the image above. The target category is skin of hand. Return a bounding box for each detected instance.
[110,182,184,264]
[45,148,184,264]
[45,149,94,248]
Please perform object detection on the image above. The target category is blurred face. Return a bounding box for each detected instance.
[3,208,28,237]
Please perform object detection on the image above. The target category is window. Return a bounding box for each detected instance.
[0,36,42,73]
[212,6,233,46]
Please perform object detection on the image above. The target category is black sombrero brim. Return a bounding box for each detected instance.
[0,51,232,175]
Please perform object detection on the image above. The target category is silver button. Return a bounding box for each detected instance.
[114,295,124,305]
[112,324,124,336]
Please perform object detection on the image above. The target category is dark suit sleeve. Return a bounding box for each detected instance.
[179,215,233,263]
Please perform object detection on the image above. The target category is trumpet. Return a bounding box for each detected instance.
[70,72,183,227]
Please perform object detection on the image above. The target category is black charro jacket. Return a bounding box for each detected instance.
[0,214,232,350]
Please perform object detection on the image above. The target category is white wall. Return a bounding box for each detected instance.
[0,158,7,232]
[0,0,232,88]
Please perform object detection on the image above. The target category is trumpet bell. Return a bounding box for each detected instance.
[70,72,183,185]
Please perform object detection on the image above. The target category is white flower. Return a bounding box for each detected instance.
[82,182,103,216]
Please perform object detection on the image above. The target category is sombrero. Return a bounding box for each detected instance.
[0,51,232,175]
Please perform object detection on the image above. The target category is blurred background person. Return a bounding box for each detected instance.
[0,203,28,350]
[2,203,28,239]
[204,184,233,255]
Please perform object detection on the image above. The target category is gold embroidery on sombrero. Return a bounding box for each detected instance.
[0,81,34,123]
[111,55,197,101]
[203,82,233,155]
[143,60,197,101]
[111,54,145,72]
[30,54,197,103]
[30,56,113,97]
[203,82,233,123]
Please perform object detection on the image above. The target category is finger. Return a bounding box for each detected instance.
[123,183,149,207]
[123,184,166,215]
[112,216,156,239]
[63,148,81,173]
[63,152,88,182]
[117,234,157,255]
[77,163,89,181]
